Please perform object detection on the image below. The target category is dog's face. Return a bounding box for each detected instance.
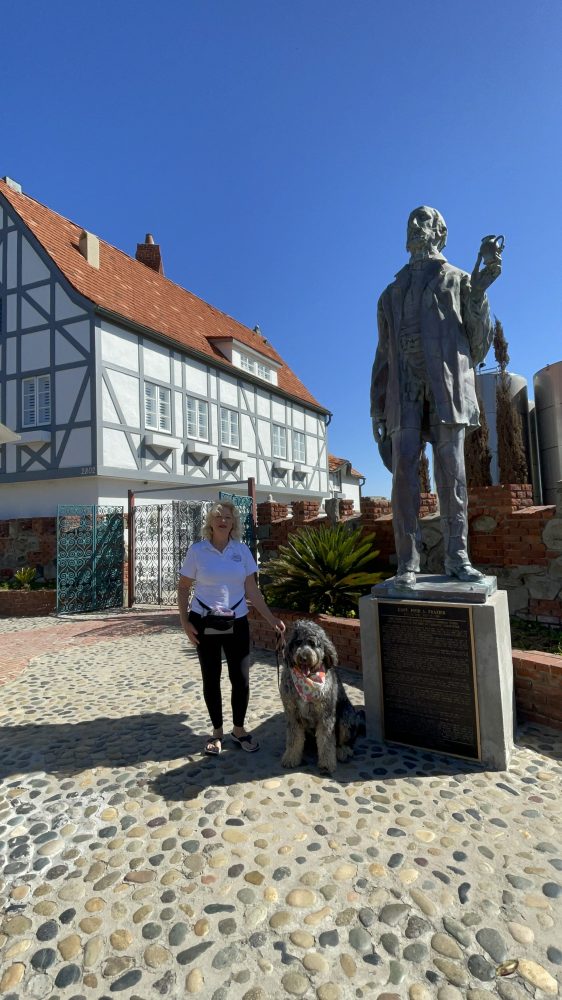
[286,620,338,676]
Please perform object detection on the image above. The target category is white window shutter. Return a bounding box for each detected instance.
[37,375,51,424]
[158,387,171,431]
[198,400,208,439]
[23,379,36,427]
[145,383,157,429]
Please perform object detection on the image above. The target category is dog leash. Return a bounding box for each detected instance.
[275,629,285,691]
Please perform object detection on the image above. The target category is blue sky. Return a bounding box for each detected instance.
[2,1,561,497]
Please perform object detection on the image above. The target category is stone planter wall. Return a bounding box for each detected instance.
[0,589,57,617]
[513,650,562,730]
[250,609,562,732]
[248,606,362,673]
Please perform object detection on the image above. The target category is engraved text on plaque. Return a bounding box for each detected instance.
[377,601,480,760]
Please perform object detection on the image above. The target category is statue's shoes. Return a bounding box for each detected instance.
[394,570,417,588]
[446,563,484,582]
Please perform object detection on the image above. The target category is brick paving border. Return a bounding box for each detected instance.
[0,609,178,686]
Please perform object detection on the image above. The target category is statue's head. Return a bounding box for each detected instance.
[406,206,447,254]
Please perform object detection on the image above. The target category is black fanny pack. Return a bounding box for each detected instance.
[197,598,243,635]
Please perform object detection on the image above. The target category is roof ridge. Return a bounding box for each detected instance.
[0,181,279,359]
[0,179,326,411]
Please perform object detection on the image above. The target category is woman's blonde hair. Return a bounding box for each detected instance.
[202,500,242,541]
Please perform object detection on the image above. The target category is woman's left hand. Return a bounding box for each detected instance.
[271,618,285,633]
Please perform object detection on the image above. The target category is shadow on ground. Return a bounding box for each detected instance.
[0,709,489,791]
[55,612,178,642]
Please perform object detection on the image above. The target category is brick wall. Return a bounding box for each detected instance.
[248,606,362,673]
[467,484,561,624]
[256,483,562,625]
[2,486,561,625]
[0,589,56,618]
[468,484,555,569]
[0,514,129,589]
[513,650,562,730]
[0,517,57,581]
[250,610,562,732]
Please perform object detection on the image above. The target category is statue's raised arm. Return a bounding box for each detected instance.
[471,234,505,296]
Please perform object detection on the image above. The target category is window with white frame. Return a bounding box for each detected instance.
[220,407,239,448]
[239,352,273,382]
[293,430,306,464]
[186,396,208,440]
[272,424,287,459]
[144,382,171,432]
[22,375,51,427]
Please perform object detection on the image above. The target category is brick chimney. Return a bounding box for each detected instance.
[79,230,100,269]
[135,233,164,275]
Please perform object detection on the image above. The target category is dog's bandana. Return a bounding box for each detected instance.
[290,665,326,702]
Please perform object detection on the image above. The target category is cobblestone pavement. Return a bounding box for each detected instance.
[0,610,561,1000]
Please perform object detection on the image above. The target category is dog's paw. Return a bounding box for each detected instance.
[318,755,337,775]
[337,745,354,762]
[281,752,301,769]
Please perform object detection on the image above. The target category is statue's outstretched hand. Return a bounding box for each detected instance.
[471,254,501,296]
[372,417,387,444]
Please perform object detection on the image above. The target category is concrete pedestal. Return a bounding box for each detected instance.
[359,588,514,770]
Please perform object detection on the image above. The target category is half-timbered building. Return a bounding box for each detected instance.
[0,177,331,517]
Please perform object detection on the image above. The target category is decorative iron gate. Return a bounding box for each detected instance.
[132,496,255,606]
[133,500,212,605]
[218,492,255,551]
[57,505,124,614]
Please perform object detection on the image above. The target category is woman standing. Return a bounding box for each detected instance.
[177,501,284,755]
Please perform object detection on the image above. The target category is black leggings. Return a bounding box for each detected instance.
[189,612,251,730]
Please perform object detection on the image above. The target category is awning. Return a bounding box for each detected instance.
[0,422,21,444]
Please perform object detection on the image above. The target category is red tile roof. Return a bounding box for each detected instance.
[328,454,365,479]
[0,180,327,412]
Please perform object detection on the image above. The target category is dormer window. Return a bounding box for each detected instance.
[208,337,280,386]
[240,352,273,382]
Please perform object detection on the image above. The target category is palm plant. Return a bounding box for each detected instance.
[13,566,37,590]
[264,523,384,617]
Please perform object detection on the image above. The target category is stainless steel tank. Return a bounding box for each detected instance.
[475,371,532,489]
[534,360,562,504]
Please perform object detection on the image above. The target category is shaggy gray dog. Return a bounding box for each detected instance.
[280,619,365,774]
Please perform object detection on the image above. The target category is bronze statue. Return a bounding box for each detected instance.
[371,206,503,588]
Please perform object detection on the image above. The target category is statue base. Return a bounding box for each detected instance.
[359,583,513,770]
[372,573,497,604]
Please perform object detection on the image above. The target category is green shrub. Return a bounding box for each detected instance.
[264,523,385,617]
[13,566,37,590]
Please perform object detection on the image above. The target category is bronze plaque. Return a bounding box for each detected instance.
[377,601,480,760]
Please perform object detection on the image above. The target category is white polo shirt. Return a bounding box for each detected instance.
[179,539,258,617]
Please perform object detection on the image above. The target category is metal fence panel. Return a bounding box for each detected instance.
[218,492,255,551]
[57,505,124,613]
[132,495,256,606]
[133,500,213,605]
